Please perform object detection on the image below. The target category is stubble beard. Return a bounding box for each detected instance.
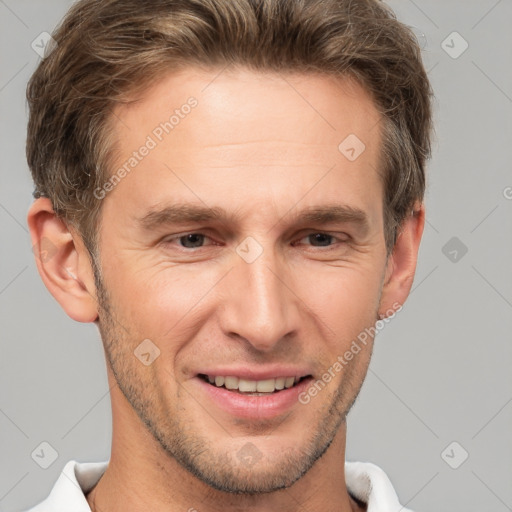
[93,264,372,496]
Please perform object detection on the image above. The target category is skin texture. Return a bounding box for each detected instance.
[28,67,425,512]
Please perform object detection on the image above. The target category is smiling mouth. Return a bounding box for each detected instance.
[198,374,312,396]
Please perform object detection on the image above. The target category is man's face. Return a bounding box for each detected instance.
[95,67,388,493]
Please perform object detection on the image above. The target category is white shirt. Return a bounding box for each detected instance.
[25,459,413,512]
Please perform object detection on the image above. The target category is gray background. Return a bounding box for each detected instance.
[1,1,511,511]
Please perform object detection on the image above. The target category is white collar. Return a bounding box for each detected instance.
[27,459,412,512]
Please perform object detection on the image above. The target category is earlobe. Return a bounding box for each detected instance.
[27,197,99,323]
[378,202,425,318]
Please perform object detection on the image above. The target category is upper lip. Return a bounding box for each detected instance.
[197,367,313,381]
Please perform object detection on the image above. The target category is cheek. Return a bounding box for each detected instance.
[105,261,222,340]
[297,265,382,344]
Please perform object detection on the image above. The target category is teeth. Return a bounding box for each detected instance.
[205,375,303,393]
[224,376,239,389]
[256,379,276,392]
[275,377,285,390]
[284,377,295,389]
[238,378,257,392]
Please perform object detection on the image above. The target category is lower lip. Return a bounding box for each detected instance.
[194,376,314,420]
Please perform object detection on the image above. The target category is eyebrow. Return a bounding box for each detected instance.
[137,203,371,236]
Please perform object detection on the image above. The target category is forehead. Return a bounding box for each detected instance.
[104,66,383,226]
[112,66,381,158]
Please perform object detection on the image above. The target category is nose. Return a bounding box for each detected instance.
[217,244,300,352]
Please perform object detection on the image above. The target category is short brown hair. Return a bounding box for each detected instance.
[26,0,434,258]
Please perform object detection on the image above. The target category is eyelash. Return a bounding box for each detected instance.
[161,231,349,251]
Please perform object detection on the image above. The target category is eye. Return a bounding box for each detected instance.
[163,232,214,250]
[295,232,348,248]
[161,231,348,252]
[180,233,207,248]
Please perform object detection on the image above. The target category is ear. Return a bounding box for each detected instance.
[27,197,99,323]
[378,202,425,317]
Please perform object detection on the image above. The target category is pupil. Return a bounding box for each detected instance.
[181,234,204,248]
[310,233,331,246]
